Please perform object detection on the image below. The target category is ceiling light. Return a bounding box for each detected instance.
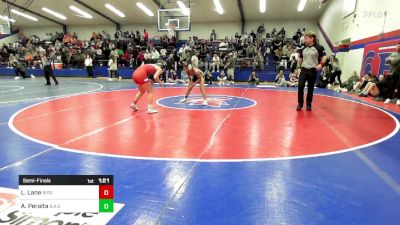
[10,9,38,21]
[69,5,93,19]
[41,7,67,20]
[260,0,266,13]
[0,15,15,23]
[177,1,190,16]
[105,4,125,18]
[343,0,356,12]
[213,0,223,15]
[297,0,307,12]
[136,2,154,17]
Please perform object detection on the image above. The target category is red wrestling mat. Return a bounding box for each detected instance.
[10,88,398,160]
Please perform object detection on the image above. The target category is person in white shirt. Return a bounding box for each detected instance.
[299,35,305,46]
[187,37,195,47]
[219,41,228,51]
[96,48,102,55]
[84,54,94,78]
[217,70,228,85]
[275,69,288,87]
[83,40,89,49]
[191,51,199,69]
[211,54,220,72]
[178,46,185,54]
[151,49,160,62]
[290,51,299,61]
[160,48,167,57]
[144,50,151,63]
[108,55,120,81]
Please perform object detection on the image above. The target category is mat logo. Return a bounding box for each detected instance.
[361,38,400,76]
[178,97,232,108]
[0,187,124,225]
[157,95,257,110]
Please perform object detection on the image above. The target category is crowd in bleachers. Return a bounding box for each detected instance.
[0,29,176,69]
[0,25,309,81]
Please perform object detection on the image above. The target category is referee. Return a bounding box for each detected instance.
[296,31,327,111]
[41,53,59,86]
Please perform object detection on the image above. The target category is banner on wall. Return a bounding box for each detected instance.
[361,39,400,76]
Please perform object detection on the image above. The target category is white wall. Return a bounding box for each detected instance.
[317,29,333,56]
[319,0,400,80]
[18,26,63,40]
[68,24,116,41]
[246,20,317,38]
[121,23,164,38]
[182,22,241,40]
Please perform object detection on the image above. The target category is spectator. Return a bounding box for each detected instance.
[275,69,287,86]
[351,73,372,93]
[250,30,256,43]
[204,70,213,84]
[108,55,120,81]
[339,71,359,92]
[219,40,228,51]
[211,53,220,72]
[278,27,286,38]
[204,53,211,72]
[137,50,144,66]
[225,52,236,84]
[288,68,300,87]
[143,50,151,63]
[271,28,278,38]
[187,37,195,48]
[257,24,265,41]
[217,70,228,85]
[210,29,217,41]
[248,70,260,85]
[384,42,400,105]
[173,50,180,72]
[143,29,149,43]
[247,44,256,58]
[191,51,199,68]
[151,48,160,62]
[329,55,342,85]
[11,59,28,79]
[253,51,264,70]
[84,54,94,78]
[316,66,330,88]
[358,75,386,97]
[274,46,283,61]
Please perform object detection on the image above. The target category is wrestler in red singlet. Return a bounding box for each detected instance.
[131,64,163,114]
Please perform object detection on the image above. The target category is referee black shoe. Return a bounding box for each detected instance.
[296,104,303,111]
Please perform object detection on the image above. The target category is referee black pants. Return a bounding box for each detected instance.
[44,65,58,85]
[298,67,317,106]
[16,68,27,79]
[86,66,94,78]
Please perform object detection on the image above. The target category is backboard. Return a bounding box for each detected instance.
[158,8,191,31]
